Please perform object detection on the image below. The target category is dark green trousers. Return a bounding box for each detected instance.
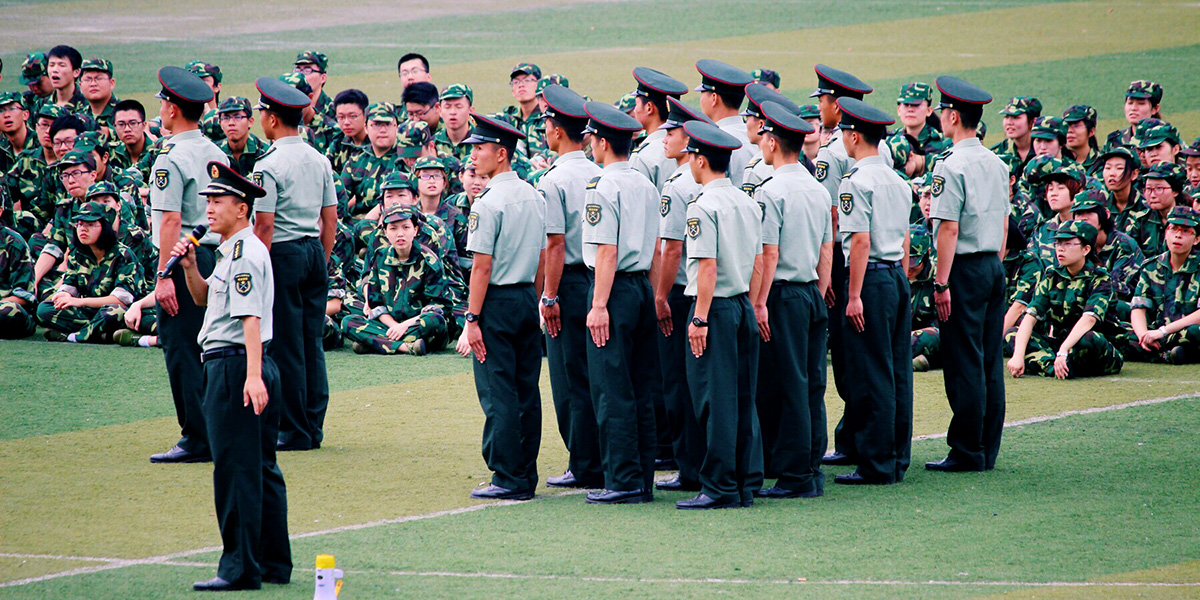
[341,310,448,354]
[158,244,215,455]
[546,266,602,485]
[656,284,704,486]
[0,300,35,339]
[841,266,912,483]
[474,284,542,493]
[36,302,125,341]
[587,272,659,493]
[911,326,941,366]
[943,253,1006,470]
[270,238,329,450]
[829,243,856,459]
[687,294,758,505]
[756,281,827,494]
[202,352,291,586]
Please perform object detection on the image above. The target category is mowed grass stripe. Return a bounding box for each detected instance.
[6,399,1188,600]
[2,358,1198,568]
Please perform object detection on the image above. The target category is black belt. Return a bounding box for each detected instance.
[563,264,589,273]
[866,260,901,271]
[614,270,649,277]
[772,280,817,287]
[201,346,246,363]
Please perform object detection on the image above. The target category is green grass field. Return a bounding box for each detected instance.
[2,0,1200,598]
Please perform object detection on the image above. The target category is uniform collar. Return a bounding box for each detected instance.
[216,225,255,260]
[602,160,631,174]
[774,162,806,175]
[855,154,886,167]
[717,116,744,128]
[953,137,983,149]
[171,129,203,142]
[701,178,733,192]
[488,170,519,185]
[553,150,587,164]
[271,136,304,146]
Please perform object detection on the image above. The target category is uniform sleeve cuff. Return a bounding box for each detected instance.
[1130,298,1152,310]
[112,288,134,306]
[368,306,389,320]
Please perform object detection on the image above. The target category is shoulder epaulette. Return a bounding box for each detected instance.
[586,175,601,190]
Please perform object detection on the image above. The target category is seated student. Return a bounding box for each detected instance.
[1126,207,1200,364]
[1121,162,1189,257]
[1005,220,1123,379]
[31,149,96,298]
[36,201,140,343]
[321,255,348,351]
[341,102,405,220]
[1001,219,1045,332]
[1135,122,1182,169]
[82,181,155,279]
[1029,161,1084,261]
[1071,189,1143,320]
[1030,116,1066,160]
[357,171,457,275]
[412,155,467,274]
[446,158,490,278]
[1097,145,1144,233]
[216,97,267,176]
[114,292,159,348]
[0,200,37,339]
[340,204,464,355]
[910,177,939,372]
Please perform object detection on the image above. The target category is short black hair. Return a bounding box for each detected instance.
[699,150,731,174]
[47,45,82,71]
[637,96,669,124]
[333,88,369,113]
[398,53,430,74]
[113,99,145,121]
[270,109,303,129]
[598,134,633,158]
[954,106,983,130]
[1076,206,1113,235]
[545,115,586,143]
[177,101,205,123]
[767,131,804,156]
[50,114,88,139]
[715,89,744,111]
[402,82,439,107]
[856,129,884,147]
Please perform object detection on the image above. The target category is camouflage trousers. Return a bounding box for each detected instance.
[36,302,126,342]
[322,314,344,350]
[340,311,448,355]
[1121,323,1200,364]
[13,210,42,243]
[128,309,158,335]
[1003,327,1124,378]
[910,326,941,368]
[0,300,36,339]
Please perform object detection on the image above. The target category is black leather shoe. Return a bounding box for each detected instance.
[469,484,534,500]
[193,576,259,591]
[833,472,889,485]
[925,457,984,472]
[276,440,313,452]
[655,476,701,492]
[150,445,211,464]
[821,452,855,466]
[675,493,741,510]
[654,458,678,470]
[586,488,651,504]
[546,470,600,488]
[261,575,289,585]
[756,486,823,499]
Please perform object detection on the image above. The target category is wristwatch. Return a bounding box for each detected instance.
[1055,351,1068,358]
[464,312,480,323]
[691,316,709,327]
[934,282,950,293]
[541,296,559,307]
[156,270,169,280]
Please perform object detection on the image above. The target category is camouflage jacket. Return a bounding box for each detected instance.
[1024,262,1115,336]
[4,146,55,227]
[1098,230,1144,299]
[341,146,408,218]
[1004,248,1044,306]
[1010,188,1042,240]
[433,127,472,163]
[1109,189,1147,235]
[0,226,36,303]
[217,133,269,177]
[426,198,468,274]
[1030,214,1069,263]
[200,108,224,143]
[500,105,547,158]
[1119,206,1169,257]
[325,135,368,176]
[73,97,120,131]
[358,242,466,324]
[59,241,142,306]
[301,113,340,155]
[0,128,41,177]
[358,212,456,279]
[449,192,474,270]
[1131,251,1200,326]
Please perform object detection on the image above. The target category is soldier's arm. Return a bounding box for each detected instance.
[241,316,268,415]
[818,242,833,299]
[319,205,337,261]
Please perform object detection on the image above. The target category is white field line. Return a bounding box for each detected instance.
[2,393,1194,589]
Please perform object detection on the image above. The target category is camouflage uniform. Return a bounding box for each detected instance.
[322,255,349,351]
[0,225,37,338]
[1127,248,1200,363]
[5,144,56,236]
[325,135,367,176]
[449,191,474,274]
[1004,248,1044,309]
[341,147,406,220]
[217,133,268,178]
[0,93,40,175]
[1104,81,1162,150]
[301,112,340,155]
[341,234,465,354]
[1003,259,1123,378]
[908,220,940,365]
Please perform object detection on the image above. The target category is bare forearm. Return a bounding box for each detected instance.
[1059,314,1097,353]
[253,212,275,250]
[756,247,779,307]
[467,254,492,314]
[157,212,181,270]
[182,261,208,305]
[243,317,262,379]
[848,233,870,300]
[934,220,959,285]
[817,242,833,296]
[656,241,683,300]
[320,206,337,260]
[543,235,565,298]
[694,258,717,320]
[591,245,617,309]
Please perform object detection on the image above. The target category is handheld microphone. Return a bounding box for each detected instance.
[158,225,207,278]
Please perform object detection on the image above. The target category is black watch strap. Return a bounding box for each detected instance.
[691,316,708,327]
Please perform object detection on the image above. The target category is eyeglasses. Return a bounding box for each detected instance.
[294,65,323,75]
[408,105,435,119]
[335,112,363,123]
[60,169,91,180]
[399,67,427,77]
[80,75,110,84]
[1144,185,1174,195]
[510,76,537,88]
[218,114,249,122]
[1053,240,1082,248]
[417,172,444,180]
[114,120,143,130]
[52,138,77,149]
[0,104,24,114]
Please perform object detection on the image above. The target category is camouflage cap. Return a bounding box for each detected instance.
[1070,188,1111,215]
[996,152,1022,178]
[1143,162,1186,187]
[184,60,222,84]
[217,96,253,115]
[510,62,542,80]
[80,58,113,76]
[85,181,120,200]
[1046,160,1087,185]
[1180,137,1200,157]
[887,133,912,166]
[413,155,446,172]
[20,52,47,85]
[382,203,419,224]
[998,96,1042,116]
[397,120,432,157]
[36,103,66,120]
[1052,219,1098,247]
[896,82,933,105]
[54,150,95,170]
[380,171,416,192]
[1030,116,1067,141]
[294,50,329,72]
[1136,123,1182,150]
[1062,104,1097,124]
[797,104,820,119]
[1166,206,1199,229]
[615,91,638,114]
[0,92,22,109]
[537,74,569,94]
[1097,144,1140,169]
[1125,80,1163,104]
[439,83,474,104]
[913,172,934,194]
[366,102,398,123]
[909,228,931,257]
[751,68,781,88]
[73,201,117,225]
[277,71,312,96]
[72,131,105,153]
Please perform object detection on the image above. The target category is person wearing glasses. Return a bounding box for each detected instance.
[294,51,335,121]
[501,62,545,159]
[402,82,441,137]
[0,93,37,177]
[325,89,369,174]
[413,155,466,281]
[4,104,67,241]
[75,58,120,132]
[1121,163,1190,257]
[111,100,151,176]
[31,150,94,298]
[215,97,266,177]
